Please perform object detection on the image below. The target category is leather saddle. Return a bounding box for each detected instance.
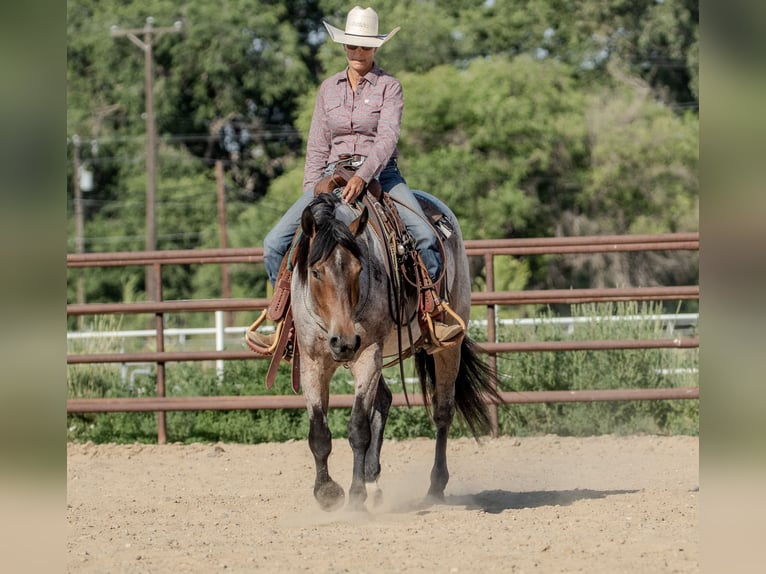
[245,158,463,390]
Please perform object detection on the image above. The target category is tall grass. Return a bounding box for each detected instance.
[67,302,698,443]
[493,301,698,436]
[67,316,126,399]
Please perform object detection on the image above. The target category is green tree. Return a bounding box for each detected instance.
[455,0,698,110]
[67,0,320,200]
[68,0,698,308]
[67,0,322,307]
[399,55,588,242]
[555,72,699,291]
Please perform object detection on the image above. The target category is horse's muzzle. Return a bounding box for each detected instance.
[329,334,361,362]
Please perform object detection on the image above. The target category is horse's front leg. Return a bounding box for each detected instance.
[302,357,345,511]
[347,346,384,510]
[364,376,391,507]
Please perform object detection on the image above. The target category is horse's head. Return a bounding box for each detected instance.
[296,194,370,362]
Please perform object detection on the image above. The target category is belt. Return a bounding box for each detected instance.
[331,154,366,169]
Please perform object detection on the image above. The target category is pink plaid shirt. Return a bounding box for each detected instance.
[303,64,403,193]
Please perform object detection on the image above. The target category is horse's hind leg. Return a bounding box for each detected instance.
[364,377,391,506]
[426,352,458,502]
[427,402,454,501]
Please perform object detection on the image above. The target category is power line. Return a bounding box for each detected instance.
[65,126,301,146]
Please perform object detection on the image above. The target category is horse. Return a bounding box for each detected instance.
[291,191,499,511]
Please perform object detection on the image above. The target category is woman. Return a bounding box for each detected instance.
[258,6,461,346]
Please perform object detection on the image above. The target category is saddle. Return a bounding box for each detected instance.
[361,191,465,361]
[245,158,464,390]
[315,157,464,356]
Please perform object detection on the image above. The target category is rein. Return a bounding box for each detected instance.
[359,193,421,404]
[385,194,450,289]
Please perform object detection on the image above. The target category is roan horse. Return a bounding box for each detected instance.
[291,191,499,511]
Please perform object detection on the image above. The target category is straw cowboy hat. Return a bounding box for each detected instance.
[323,6,400,48]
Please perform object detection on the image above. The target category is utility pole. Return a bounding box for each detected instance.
[71,136,85,321]
[111,17,182,299]
[215,160,232,326]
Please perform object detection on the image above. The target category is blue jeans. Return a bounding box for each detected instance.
[263,159,442,286]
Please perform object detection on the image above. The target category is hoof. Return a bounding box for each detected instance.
[315,480,345,512]
[425,489,445,505]
[348,498,370,513]
[366,482,384,508]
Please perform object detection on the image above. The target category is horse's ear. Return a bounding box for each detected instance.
[349,207,369,238]
[301,206,316,237]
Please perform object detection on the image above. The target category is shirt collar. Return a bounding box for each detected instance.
[335,64,382,86]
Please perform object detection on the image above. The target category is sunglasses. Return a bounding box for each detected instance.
[344,44,374,51]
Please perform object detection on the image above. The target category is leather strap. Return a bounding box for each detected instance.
[267,268,292,321]
[266,225,303,322]
[265,307,293,389]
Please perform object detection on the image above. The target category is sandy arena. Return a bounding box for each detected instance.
[67,435,698,573]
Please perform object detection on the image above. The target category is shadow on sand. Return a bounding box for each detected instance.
[442,488,638,514]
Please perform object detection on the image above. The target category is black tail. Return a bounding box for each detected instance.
[415,336,502,437]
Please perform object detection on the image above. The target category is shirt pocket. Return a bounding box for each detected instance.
[324,96,342,113]
[324,98,345,132]
[364,95,384,114]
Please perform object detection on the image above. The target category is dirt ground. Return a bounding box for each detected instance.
[67,434,698,573]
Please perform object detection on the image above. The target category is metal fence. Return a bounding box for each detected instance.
[66,232,699,442]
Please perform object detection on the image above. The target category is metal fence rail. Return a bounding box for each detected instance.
[67,387,699,414]
[66,232,699,442]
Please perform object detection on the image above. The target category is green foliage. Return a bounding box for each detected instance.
[67,0,318,132]
[583,82,699,235]
[68,358,311,443]
[67,0,698,307]
[399,55,587,241]
[67,316,127,398]
[167,362,309,443]
[383,406,435,439]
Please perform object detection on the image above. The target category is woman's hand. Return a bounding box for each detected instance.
[341,175,366,203]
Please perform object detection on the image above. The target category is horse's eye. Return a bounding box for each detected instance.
[311,268,320,280]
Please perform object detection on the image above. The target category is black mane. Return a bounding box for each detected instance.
[295,193,363,278]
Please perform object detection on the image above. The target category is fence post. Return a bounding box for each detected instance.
[484,252,498,437]
[215,310,225,379]
[153,262,167,444]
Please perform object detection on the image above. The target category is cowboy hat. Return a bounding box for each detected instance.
[323,6,400,48]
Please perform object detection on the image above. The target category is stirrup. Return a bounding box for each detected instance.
[423,299,466,355]
[245,309,285,356]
